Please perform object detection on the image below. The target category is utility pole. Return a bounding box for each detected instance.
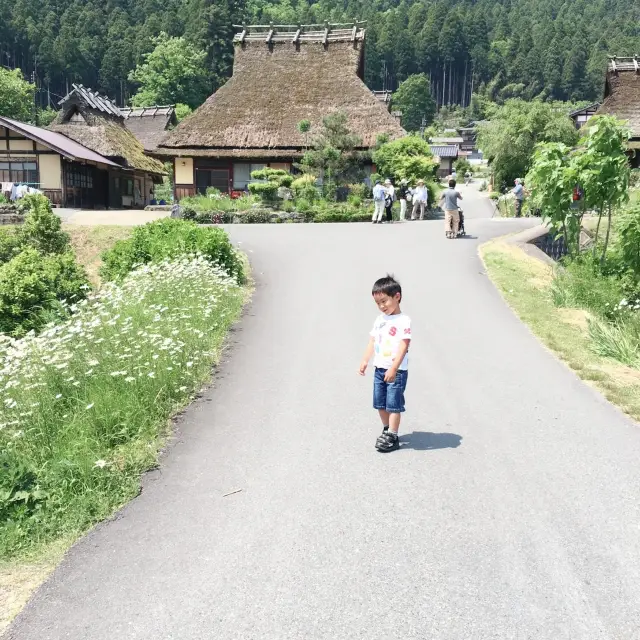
[31,71,38,126]
[420,115,427,139]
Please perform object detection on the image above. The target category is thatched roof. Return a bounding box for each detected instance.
[157,23,405,156]
[597,57,640,138]
[120,106,177,152]
[49,85,165,175]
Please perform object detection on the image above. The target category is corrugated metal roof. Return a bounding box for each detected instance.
[58,84,122,117]
[430,145,459,158]
[0,116,120,167]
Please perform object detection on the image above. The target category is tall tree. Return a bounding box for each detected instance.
[391,74,437,132]
[0,68,35,121]
[128,33,210,108]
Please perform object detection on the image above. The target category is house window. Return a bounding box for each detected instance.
[0,161,38,185]
[233,163,252,190]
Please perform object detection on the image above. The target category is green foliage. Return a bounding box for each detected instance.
[180,193,257,213]
[2,0,639,119]
[0,257,244,556]
[455,158,473,175]
[250,168,292,187]
[36,107,58,127]
[0,248,90,336]
[175,103,193,122]
[247,182,279,202]
[129,33,210,109]
[300,112,365,193]
[291,174,319,202]
[297,119,311,134]
[17,194,71,255]
[0,229,20,263]
[479,99,580,190]
[0,68,34,121]
[100,218,244,284]
[391,74,437,132]
[373,136,438,185]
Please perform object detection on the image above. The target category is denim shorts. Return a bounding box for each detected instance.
[373,368,408,413]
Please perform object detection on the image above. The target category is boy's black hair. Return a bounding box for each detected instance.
[372,275,402,299]
[449,179,456,188]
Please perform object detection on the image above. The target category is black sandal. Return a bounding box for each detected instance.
[376,431,399,452]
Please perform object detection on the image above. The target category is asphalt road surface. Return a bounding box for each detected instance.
[7,188,640,640]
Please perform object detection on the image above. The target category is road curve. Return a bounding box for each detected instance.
[6,188,640,640]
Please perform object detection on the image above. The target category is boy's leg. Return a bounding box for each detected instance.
[389,412,401,434]
[376,370,407,452]
[378,408,390,428]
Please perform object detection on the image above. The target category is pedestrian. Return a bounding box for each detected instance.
[384,178,395,223]
[359,275,411,453]
[411,179,428,220]
[440,179,463,239]
[372,180,386,224]
[398,179,409,221]
[513,178,525,217]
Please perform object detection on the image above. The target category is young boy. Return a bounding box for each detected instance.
[359,275,411,452]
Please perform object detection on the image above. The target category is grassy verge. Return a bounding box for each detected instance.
[480,239,640,420]
[0,254,250,632]
[64,225,132,286]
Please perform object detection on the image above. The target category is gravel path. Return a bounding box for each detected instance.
[7,187,640,639]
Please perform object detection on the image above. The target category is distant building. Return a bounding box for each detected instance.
[595,57,640,168]
[120,106,177,153]
[48,85,166,207]
[430,145,459,178]
[569,102,600,130]
[155,23,406,199]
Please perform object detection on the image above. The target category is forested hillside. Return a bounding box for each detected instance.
[1,0,638,110]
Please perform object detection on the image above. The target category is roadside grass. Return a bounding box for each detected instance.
[64,225,132,286]
[0,252,251,633]
[480,239,640,421]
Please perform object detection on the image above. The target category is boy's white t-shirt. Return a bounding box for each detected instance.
[370,313,412,370]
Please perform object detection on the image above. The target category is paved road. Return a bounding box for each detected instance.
[7,188,640,639]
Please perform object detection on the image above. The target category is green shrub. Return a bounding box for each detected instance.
[0,194,7,204]
[314,211,352,223]
[181,205,197,221]
[0,229,20,263]
[348,183,370,200]
[17,194,70,255]
[588,318,640,366]
[234,210,273,224]
[349,211,373,222]
[100,218,244,283]
[454,158,472,175]
[247,182,279,202]
[0,248,90,336]
[551,255,625,320]
[291,174,319,202]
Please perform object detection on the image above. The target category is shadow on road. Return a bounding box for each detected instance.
[399,431,463,451]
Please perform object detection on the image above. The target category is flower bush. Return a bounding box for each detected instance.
[0,256,244,557]
[100,218,244,284]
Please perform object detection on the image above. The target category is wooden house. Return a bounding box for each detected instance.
[430,145,459,178]
[0,116,120,206]
[596,57,640,167]
[154,23,406,199]
[569,103,600,130]
[49,85,166,207]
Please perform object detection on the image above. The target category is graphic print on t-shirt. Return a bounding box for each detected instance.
[370,313,412,370]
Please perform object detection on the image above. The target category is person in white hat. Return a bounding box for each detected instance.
[411,180,428,220]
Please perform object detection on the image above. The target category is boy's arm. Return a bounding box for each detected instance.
[359,337,375,375]
[383,339,411,382]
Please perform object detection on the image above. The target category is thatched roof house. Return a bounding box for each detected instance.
[50,85,165,176]
[45,85,166,207]
[120,106,177,152]
[596,57,640,166]
[155,23,406,198]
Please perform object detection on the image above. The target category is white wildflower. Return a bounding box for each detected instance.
[86,403,94,410]
[94,459,108,469]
